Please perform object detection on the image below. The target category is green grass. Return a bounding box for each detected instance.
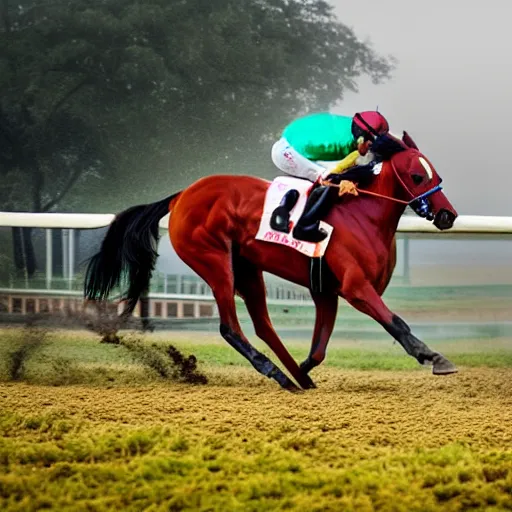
[1,328,512,387]
[178,338,512,371]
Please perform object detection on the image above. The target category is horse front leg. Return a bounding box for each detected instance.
[300,292,339,375]
[341,271,457,375]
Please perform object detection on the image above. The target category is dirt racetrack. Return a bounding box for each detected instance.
[1,366,512,511]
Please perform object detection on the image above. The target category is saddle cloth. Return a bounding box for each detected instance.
[255,176,334,258]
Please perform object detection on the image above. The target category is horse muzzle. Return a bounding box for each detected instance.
[433,209,457,231]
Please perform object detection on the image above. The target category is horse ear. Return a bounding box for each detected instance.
[402,131,419,150]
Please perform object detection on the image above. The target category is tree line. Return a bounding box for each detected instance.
[0,0,394,276]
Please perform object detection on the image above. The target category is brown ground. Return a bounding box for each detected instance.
[1,367,512,511]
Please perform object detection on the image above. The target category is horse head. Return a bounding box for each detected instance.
[385,132,458,231]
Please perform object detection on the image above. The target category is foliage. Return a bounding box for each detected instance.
[0,0,395,214]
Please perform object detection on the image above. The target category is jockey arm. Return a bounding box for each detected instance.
[319,135,376,180]
[324,162,376,186]
[320,131,398,185]
[323,150,360,176]
[320,148,377,185]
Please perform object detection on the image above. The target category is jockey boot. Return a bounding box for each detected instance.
[292,185,331,243]
[270,189,300,233]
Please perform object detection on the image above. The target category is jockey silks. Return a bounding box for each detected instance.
[282,112,357,161]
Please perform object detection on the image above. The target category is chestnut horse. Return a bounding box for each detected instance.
[85,133,458,391]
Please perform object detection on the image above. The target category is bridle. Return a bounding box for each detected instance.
[323,156,443,220]
[347,118,443,219]
[386,158,443,219]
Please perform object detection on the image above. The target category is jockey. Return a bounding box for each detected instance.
[270,110,391,243]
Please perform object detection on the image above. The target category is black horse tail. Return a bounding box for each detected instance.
[84,192,180,316]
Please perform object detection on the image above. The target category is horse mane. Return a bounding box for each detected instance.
[371,133,408,160]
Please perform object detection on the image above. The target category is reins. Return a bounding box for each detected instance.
[321,159,442,207]
[320,180,410,205]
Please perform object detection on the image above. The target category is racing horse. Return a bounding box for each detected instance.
[84,132,458,392]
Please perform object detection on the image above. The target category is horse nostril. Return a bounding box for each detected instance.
[434,209,455,230]
[444,212,454,225]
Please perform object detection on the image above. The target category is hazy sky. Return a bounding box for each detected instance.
[330,1,512,217]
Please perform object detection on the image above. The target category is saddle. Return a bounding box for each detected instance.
[255,176,339,293]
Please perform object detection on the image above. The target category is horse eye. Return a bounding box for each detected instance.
[412,174,423,185]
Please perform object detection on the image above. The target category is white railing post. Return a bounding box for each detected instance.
[45,229,53,289]
[69,229,75,289]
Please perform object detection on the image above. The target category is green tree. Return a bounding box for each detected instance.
[0,0,395,275]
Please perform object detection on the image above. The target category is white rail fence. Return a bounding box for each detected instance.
[1,212,512,285]
[2,211,512,236]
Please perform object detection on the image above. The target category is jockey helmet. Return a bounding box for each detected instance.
[351,111,389,142]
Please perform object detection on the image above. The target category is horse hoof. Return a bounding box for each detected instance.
[286,385,305,394]
[299,374,317,390]
[280,379,303,393]
[270,370,302,392]
[432,354,458,375]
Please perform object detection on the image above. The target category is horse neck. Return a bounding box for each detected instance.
[343,162,407,245]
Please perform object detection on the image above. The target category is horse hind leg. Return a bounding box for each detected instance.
[233,257,316,390]
[173,244,300,391]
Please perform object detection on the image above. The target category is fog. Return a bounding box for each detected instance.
[159,2,512,276]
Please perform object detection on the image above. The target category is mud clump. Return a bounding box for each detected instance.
[118,337,208,385]
[164,344,208,384]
